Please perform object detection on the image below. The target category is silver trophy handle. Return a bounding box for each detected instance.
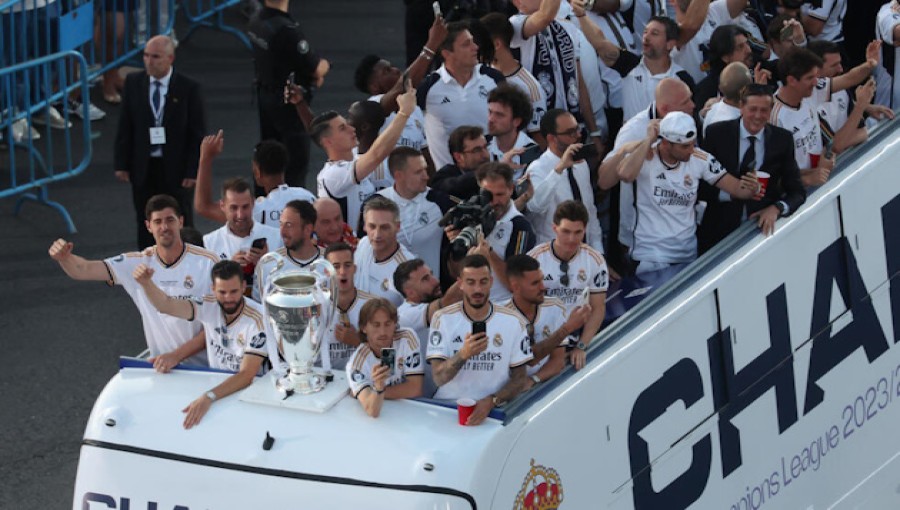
[308,258,338,329]
[259,251,285,291]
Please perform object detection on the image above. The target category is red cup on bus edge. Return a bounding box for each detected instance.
[457,398,476,425]
[755,171,770,200]
[809,153,820,169]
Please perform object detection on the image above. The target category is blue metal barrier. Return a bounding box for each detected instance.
[180,0,250,49]
[0,50,92,233]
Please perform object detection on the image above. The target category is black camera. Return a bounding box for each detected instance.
[439,189,497,260]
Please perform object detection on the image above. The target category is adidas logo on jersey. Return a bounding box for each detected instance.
[656,172,667,180]
[544,274,553,281]
[441,96,451,104]
[452,336,463,344]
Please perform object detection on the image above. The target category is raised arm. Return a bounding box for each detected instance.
[675,0,712,49]
[48,239,113,281]
[831,41,879,93]
[194,130,226,223]
[380,16,448,114]
[132,263,195,320]
[521,0,563,39]
[355,87,417,180]
[617,123,659,183]
[431,331,487,386]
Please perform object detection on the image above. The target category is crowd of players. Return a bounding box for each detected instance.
[49,0,899,426]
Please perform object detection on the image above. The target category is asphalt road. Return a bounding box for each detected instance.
[0,1,404,507]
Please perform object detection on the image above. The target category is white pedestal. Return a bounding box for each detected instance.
[240,370,348,413]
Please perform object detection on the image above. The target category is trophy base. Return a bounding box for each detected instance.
[276,372,326,395]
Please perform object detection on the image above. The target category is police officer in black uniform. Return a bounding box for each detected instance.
[248,0,330,190]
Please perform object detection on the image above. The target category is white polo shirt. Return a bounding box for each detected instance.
[427,302,532,401]
[377,186,452,282]
[353,237,416,307]
[526,150,605,254]
[255,184,316,227]
[418,64,504,169]
[621,59,692,120]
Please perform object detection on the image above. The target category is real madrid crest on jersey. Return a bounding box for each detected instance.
[419,212,429,225]
[184,275,194,289]
[495,226,506,239]
[352,369,365,382]
[382,279,390,291]
[430,330,442,347]
[237,333,245,347]
[577,268,587,282]
[478,85,488,98]
[542,325,552,340]
[493,333,503,347]
[684,174,693,187]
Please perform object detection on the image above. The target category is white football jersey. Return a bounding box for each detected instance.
[192,296,267,372]
[527,241,609,311]
[255,184,316,227]
[316,158,376,234]
[398,300,429,351]
[369,94,429,151]
[104,244,219,364]
[376,186,451,281]
[500,297,571,374]
[771,91,823,170]
[353,237,415,307]
[501,66,547,134]
[427,302,532,400]
[320,289,375,371]
[671,0,736,82]
[632,148,726,263]
[346,328,424,397]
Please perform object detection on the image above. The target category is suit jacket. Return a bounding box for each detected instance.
[698,117,806,253]
[114,69,206,190]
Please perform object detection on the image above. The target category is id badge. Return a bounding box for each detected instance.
[149,127,167,145]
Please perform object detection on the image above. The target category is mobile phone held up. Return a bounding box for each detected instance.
[519,143,542,167]
[573,144,598,162]
[381,347,396,375]
[251,237,267,250]
[472,321,487,336]
[432,1,441,17]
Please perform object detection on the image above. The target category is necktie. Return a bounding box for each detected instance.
[566,167,582,202]
[151,80,161,118]
[739,135,756,175]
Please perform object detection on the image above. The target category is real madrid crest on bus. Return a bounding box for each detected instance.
[513,458,564,510]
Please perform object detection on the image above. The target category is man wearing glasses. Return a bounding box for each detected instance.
[524,109,606,254]
[528,201,608,370]
[430,125,491,201]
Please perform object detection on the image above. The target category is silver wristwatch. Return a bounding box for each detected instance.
[205,391,217,402]
[531,374,542,384]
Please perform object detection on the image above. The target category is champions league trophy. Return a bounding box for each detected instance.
[262,254,337,395]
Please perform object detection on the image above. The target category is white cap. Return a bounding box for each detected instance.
[659,112,697,144]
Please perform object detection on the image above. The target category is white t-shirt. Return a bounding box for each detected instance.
[321,289,375,371]
[254,246,323,302]
[817,88,850,135]
[316,158,376,234]
[203,222,282,262]
[632,147,726,263]
[255,184,316,227]
[802,0,847,43]
[509,13,581,114]
[192,296,267,372]
[501,65,548,134]
[427,302,533,400]
[104,244,219,364]
[353,237,416,307]
[500,297,571,374]
[418,64,503,169]
[703,101,741,135]
[672,0,737,82]
[771,91,823,170]
[377,187,451,281]
[346,328,424,397]
[527,150,605,254]
[877,1,900,109]
[527,241,609,312]
[622,59,691,120]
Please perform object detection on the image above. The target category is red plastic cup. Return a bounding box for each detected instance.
[457,398,476,425]
[755,171,770,199]
[809,153,820,169]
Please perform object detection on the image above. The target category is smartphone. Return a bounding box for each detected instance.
[573,144,598,161]
[286,71,296,85]
[401,68,410,93]
[823,138,834,160]
[472,321,487,336]
[381,347,396,375]
[779,24,794,42]
[251,237,267,250]
[580,286,590,306]
[514,176,530,198]
[432,0,441,17]
[519,143,542,166]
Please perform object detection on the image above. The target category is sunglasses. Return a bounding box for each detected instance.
[526,322,535,344]
[560,261,570,287]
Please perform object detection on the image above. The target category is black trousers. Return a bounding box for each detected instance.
[257,92,311,190]
[132,158,193,250]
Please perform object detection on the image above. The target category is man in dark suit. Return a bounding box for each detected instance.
[115,35,206,249]
[698,84,806,254]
